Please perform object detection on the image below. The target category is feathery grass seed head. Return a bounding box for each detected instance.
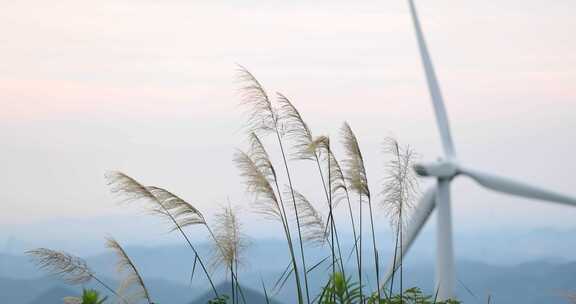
[237,66,277,134]
[340,122,370,199]
[210,205,248,270]
[380,137,420,230]
[106,237,152,304]
[26,248,93,285]
[284,187,328,246]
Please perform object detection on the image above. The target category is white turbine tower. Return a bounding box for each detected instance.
[382,0,576,300]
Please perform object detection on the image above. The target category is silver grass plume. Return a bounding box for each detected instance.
[106,237,152,304]
[247,132,277,182]
[328,145,362,281]
[26,248,93,284]
[276,93,316,160]
[312,136,347,206]
[28,248,129,304]
[210,205,248,270]
[328,149,349,207]
[237,66,277,134]
[340,122,370,198]
[106,172,207,229]
[105,172,218,298]
[276,95,342,205]
[237,67,306,304]
[276,92,346,206]
[283,187,328,245]
[381,137,420,230]
[63,297,82,304]
[234,137,282,221]
[146,186,207,230]
[105,172,158,209]
[276,96,343,244]
[341,122,381,300]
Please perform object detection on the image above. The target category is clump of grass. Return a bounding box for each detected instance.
[237,66,310,304]
[278,94,346,281]
[234,132,305,303]
[24,67,447,304]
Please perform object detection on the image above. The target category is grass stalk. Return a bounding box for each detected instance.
[237,67,306,304]
[105,174,219,298]
[89,275,129,304]
[368,195,382,301]
[359,194,364,303]
[314,151,346,277]
[273,130,311,304]
[343,188,361,282]
[230,261,236,304]
[170,215,219,297]
[389,219,401,296]
[206,226,248,304]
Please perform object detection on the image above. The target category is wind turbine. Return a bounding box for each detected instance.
[382,0,576,300]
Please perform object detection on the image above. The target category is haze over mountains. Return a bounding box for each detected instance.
[4,214,576,263]
[3,260,576,304]
[2,224,576,304]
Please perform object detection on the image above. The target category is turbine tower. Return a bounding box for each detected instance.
[382,0,576,300]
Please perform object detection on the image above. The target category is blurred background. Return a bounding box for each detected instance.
[1,0,575,303]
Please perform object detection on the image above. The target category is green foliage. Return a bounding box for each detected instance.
[208,295,229,304]
[79,289,108,304]
[367,287,461,304]
[317,272,363,304]
[313,273,460,304]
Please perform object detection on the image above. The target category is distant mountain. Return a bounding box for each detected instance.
[1,259,574,303]
[146,278,196,304]
[398,261,576,304]
[6,217,576,260]
[0,276,73,304]
[190,283,284,304]
[27,286,76,304]
[0,253,39,279]
[2,236,576,303]
[5,225,576,270]
[0,276,284,304]
[0,275,198,304]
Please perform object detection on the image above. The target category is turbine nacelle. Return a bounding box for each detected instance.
[413,160,458,179]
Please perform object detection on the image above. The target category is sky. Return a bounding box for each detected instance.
[1,0,576,250]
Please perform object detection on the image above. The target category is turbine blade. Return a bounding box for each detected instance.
[460,167,576,207]
[408,0,456,158]
[381,185,437,287]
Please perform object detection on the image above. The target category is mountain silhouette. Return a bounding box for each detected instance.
[190,282,284,304]
[26,286,76,304]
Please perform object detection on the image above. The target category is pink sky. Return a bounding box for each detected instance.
[1,0,576,240]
